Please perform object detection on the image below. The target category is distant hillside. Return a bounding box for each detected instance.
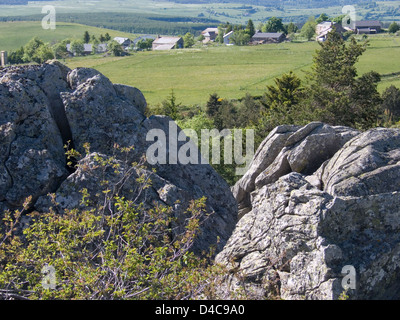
[167,0,382,8]
[0,12,220,36]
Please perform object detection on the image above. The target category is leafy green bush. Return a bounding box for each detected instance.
[0,146,225,300]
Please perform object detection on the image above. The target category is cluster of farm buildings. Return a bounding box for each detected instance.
[0,20,387,66]
[66,20,384,56]
[99,20,383,54]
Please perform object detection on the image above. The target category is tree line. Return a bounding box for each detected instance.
[0,12,218,36]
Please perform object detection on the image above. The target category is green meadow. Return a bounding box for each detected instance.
[62,35,400,107]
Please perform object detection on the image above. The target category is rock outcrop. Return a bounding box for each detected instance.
[0,62,237,254]
[216,123,400,300]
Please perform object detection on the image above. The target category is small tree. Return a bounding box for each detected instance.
[83,31,90,44]
[183,32,195,48]
[230,30,250,46]
[381,85,400,122]
[263,17,285,34]
[53,40,70,60]
[206,93,223,118]
[245,19,256,37]
[301,16,317,41]
[286,22,299,34]
[70,39,85,56]
[316,13,330,24]
[136,38,154,51]
[388,22,400,34]
[107,40,124,56]
[161,89,181,120]
[23,37,54,63]
[104,33,111,41]
[23,37,44,62]
[304,30,381,129]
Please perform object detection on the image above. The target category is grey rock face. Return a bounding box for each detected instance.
[0,63,237,254]
[217,124,400,300]
[0,64,69,209]
[233,122,359,218]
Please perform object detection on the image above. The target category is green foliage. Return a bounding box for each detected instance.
[262,71,303,126]
[160,89,181,120]
[136,38,154,51]
[388,22,400,34]
[287,22,299,34]
[107,40,124,56]
[262,17,286,34]
[183,32,195,48]
[0,147,227,300]
[230,30,250,46]
[245,19,256,38]
[8,46,24,64]
[52,40,70,60]
[70,39,85,56]
[206,93,222,118]
[83,31,90,44]
[381,85,400,124]
[22,37,54,63]
[316,13,330,24]
[216,26,224,44]
[302,30,382,129]
[301,16,317,41]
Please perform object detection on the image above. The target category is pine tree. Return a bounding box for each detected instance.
[206,93,222,118]
[245,19,256,37]
[83,31,90,44]
[305,30,381,129]
[161,89,181,120]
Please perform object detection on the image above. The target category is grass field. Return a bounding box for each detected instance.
[60,35,400,107]
[0,21,138,52]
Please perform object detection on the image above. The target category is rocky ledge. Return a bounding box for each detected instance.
[217,123,400,300]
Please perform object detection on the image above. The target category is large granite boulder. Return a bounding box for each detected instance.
[216,124,400,300]
[0,62,237,254]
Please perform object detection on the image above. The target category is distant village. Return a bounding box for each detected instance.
[0,19,394,67]
[64,20,384,57]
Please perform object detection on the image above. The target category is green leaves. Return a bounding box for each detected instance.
[0,145,220,300]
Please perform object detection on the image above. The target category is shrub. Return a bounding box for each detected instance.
[0,145,223,300]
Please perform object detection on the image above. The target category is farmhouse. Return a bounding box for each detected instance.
[113,37,132,49]
[251,32,286,44]
[316,21,346,42]
[152,36,184,50]
[224,31,234,45]
[354,21,382,34]
[201,27,219,43]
